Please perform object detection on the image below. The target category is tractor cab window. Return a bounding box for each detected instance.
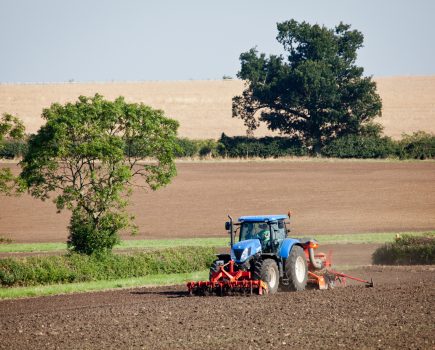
[240,222,271,245]
[272,220,286,241]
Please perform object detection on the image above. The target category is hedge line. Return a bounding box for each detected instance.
[1,131,434,160]
[0,246,216,287]
[372,233,435,265]
[0,139,28,159]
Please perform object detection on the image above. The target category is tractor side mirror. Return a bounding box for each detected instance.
[225,222,231,231]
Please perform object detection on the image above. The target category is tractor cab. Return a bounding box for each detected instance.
[237,215,289,253]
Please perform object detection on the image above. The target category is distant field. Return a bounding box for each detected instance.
[0,76,434,139]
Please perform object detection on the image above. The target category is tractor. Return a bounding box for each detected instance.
[187,213,373,296]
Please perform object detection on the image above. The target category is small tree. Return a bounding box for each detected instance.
[0,113,25,195]
[233,20,382,155]
[20,94,179,254]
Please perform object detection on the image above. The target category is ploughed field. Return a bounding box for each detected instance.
[1,161,435,243]
[0,265,433,349]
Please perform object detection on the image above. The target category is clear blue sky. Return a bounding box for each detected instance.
[1,0,434,83]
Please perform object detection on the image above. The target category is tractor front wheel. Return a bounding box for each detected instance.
[255,259,279,294]
[284,246,308,291]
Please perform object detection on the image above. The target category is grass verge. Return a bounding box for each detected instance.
[2,231,434,254]
[0,270,208,300]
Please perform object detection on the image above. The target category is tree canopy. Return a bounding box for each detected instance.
[20,94,179,254]
[232,20,382,154]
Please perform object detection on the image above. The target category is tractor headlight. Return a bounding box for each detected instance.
[240,248,250,262]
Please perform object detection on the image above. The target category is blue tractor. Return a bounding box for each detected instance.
[187,213,373,295]
[188,213,321,295]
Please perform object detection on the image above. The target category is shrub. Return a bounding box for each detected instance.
[322,135,397,158]
[372,233,435,265]
[0,139,28,159]
[0,246,216,287]
[67,208,125,255]
[174,138,200,158]
[198,139,221,158]
[397,131,435,160]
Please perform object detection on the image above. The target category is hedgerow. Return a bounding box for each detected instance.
[0,246,216,287]
[321,135,397,159]
[0,139,28,159]
[2,132,435,160]
[372,233,435,265]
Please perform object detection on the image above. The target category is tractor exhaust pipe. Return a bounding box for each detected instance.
[227,215,234,248]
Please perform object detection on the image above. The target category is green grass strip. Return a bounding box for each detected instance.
[1,232,434,253]
[0,270,208,300]
[0,237,229,253]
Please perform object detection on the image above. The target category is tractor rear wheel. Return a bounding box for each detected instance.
[255,259,279,294]
[284,246,308,291]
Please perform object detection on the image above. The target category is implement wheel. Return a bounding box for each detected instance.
[256,259,279,294]
[284,246,308,291]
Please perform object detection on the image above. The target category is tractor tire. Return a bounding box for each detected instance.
[255,259,279,295]
[284,246,308,291]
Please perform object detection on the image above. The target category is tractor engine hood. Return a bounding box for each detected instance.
[231,239,262,263]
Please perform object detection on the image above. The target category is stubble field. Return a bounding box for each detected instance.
[1,76,435,139]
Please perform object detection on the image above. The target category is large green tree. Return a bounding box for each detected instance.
[233,20,382,154]
[0,113,25,195]
[20,94,179,254]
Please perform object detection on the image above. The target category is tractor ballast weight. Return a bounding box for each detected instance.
[187,213,373,296]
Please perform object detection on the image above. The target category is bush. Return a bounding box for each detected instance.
[322,135,397,158]
[198,139,221,158]
[0,139,28,159]
[372,233,435,265]
[67,209,125,255]
[0,246,216,287]
[397,131,435,160]
[174,138,200,158]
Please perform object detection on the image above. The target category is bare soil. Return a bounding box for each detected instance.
[0,265,433,349]
[1,161,434,243]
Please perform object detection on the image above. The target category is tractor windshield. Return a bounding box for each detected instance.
[240,221,287,251]
[239,222,271,246]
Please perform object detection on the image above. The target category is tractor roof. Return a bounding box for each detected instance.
[238,215,288,223]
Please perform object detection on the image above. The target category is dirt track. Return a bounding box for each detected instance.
[1,161,435,243]
[0,265,433,350]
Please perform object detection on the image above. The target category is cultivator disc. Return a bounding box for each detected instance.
[187,260,268,296]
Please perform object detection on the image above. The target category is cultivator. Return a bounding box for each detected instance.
[305,250,374,290]
[187,213,373,296]
[187,260,268,296]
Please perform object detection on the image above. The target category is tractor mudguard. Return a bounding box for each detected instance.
[278,238,301,259]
